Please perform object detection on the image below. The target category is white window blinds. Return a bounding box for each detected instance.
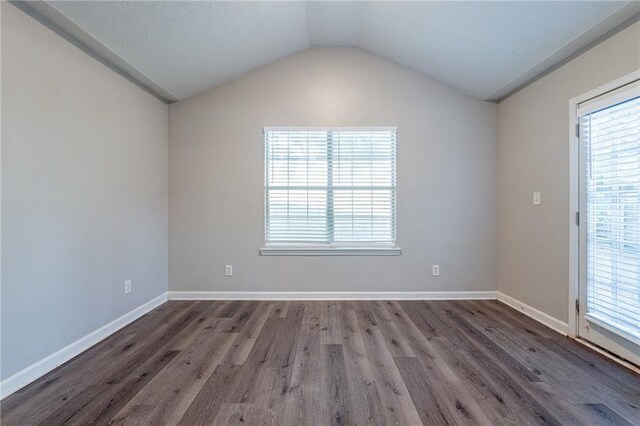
[264,128,397,246]
[581,84,640,339]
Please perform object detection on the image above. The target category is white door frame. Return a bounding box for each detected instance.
[568,69,640,339]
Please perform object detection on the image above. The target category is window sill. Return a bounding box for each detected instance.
[259,247,402,256]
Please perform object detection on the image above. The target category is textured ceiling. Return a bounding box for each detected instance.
[41,1,640,102]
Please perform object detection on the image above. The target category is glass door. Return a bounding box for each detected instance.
[578,81,640,365]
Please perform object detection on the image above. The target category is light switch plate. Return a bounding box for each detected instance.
[533,192,541,206]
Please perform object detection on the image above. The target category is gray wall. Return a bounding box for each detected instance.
[497,21,640,324]
[169,48,497,293]
[1,3,168,380]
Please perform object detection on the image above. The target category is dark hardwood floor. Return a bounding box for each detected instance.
[2,300,639,425]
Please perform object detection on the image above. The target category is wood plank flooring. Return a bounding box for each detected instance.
[2,300,639,425]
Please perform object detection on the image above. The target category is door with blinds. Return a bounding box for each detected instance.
[578,80,640,365]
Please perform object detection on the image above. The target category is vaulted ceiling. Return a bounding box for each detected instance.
[22,1,640,102]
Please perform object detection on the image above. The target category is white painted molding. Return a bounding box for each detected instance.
[0,292,168,400]
[168,291,498,301]
[259,247,401,256]
[497,292,569,336]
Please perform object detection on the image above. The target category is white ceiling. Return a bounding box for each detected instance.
[39,1,640,102]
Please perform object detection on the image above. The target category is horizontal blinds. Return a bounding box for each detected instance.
[582,92,640,338]
[265,128,396,245]
[577,81,640,117]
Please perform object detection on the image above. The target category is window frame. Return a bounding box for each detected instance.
[568,71,640,367]
[260,126,401,256]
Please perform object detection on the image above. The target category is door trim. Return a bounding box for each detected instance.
[568,69,640,339]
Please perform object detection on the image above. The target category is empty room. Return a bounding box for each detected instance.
[2,0,640,424]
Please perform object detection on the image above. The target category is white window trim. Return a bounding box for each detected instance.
[584,313,640,347]
[262,126,399,256]
[260,246,402,256]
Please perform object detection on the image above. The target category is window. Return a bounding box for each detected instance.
[580,82,640,341]
[261,127,399,255]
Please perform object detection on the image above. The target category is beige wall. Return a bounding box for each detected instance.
[497,22,640,324]
[169,48,496,294]
[1,3,168,380]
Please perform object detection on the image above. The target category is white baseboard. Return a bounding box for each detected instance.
[0,292,168,400]
[168,290,498,301]
[497,292,569,335]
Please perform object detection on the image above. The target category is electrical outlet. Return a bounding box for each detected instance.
[225,265,233,277]
[124,279,132,294]
[432,265,440,276]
